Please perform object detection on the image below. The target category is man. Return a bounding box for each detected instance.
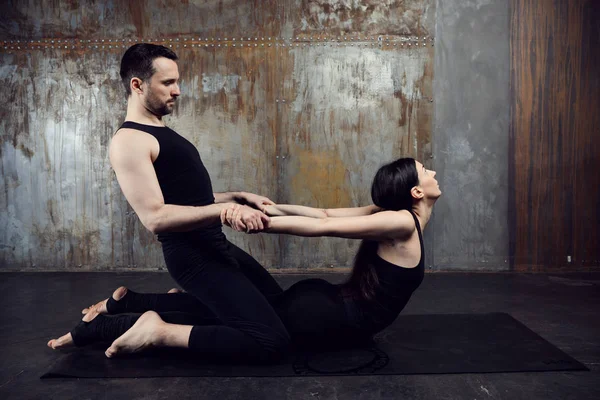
[48,44,290,362]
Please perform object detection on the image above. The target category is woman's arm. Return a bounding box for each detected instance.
[263,204,381,218]
[265,210,415,241]
[324,205,382,217]
[262,204,328,218]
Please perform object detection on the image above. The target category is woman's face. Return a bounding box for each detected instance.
[414,160,442,200]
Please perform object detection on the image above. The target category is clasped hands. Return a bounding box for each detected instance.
[220,204,271,233]
[220,193,274,233]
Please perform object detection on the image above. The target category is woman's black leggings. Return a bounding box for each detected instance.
[72,235,291,363]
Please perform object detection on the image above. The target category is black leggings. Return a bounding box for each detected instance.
[73,236,290,363]
[71,237,368,359]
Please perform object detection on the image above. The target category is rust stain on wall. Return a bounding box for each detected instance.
[295,0,432,36]
[289,146,352,208]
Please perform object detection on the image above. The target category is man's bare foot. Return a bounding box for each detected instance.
[82,287,183,314]
[105,311,164,358]
[81,286,128,315]
[47,306,102,350]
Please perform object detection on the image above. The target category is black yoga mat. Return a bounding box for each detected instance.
[41,313,588,378]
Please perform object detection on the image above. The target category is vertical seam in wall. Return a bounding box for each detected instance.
[508,0,516,272]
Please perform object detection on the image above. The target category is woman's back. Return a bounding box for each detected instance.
[346,210,425,333]
[276,210,425,347]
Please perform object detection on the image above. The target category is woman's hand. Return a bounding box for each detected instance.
[221,204,270,233]
[241,192,275,211]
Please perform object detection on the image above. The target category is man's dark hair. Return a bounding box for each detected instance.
[119,43,178,96]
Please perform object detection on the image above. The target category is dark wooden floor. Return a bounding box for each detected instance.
[1,272,599,400]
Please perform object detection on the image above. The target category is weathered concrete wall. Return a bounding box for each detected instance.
[0,0,436,270]
[431,0,510,270]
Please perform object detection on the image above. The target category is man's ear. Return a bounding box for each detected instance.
[410,185,424,200]
[131,78,144,94]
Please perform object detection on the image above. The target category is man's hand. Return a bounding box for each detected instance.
[220,204,271,233]
[241,192,275,212]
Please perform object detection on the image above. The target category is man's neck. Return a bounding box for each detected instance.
[125,101,164,126]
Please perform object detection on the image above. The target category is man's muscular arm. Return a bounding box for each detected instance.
[110,129,268,234]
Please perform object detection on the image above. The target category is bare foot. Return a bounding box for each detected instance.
[47,306,102,350]
[82,287,183,314]
[105,311,164,358]
[81,286,128,315]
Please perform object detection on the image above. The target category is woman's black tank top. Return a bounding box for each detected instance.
[357,210,426,333]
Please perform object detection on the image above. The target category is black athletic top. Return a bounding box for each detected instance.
[119,121,222,241]
[353,211,425,334]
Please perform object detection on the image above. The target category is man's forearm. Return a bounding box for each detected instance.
[148,203,234,233]
[214,191,245,204]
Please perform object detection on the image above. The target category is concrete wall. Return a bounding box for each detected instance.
[0,0,439,271]
[431,0,510,271]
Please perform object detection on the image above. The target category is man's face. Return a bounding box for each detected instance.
[143,57,180,116]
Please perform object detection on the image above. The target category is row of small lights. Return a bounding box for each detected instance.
[1,36,434,51]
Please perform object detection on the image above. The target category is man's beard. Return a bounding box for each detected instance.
[145,88,174,116]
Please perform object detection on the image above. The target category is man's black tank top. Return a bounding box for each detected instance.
[119,121,222,241]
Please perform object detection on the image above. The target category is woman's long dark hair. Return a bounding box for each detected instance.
[345,158,419,301]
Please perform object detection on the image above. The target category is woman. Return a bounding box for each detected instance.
[48,158,441,357]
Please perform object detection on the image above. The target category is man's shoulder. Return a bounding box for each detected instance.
[111,128,157,152]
